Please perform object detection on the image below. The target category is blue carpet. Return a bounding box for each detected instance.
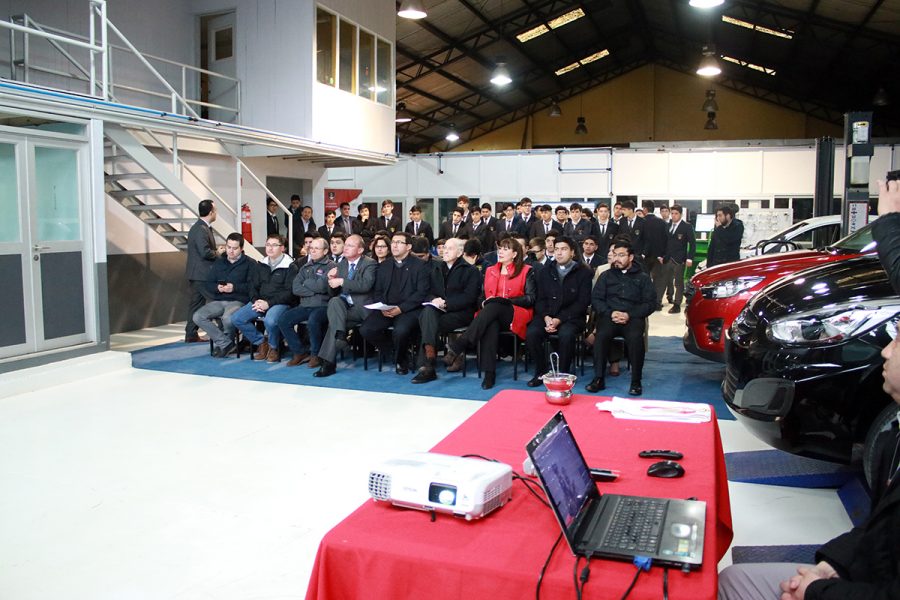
[725,450,861,487]
[731,545,819,565]
[131,335,732,416]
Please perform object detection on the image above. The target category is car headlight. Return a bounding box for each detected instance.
[700,276,765,299]
[767,303,900,346]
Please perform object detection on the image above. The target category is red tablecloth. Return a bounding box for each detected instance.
[306,391,733,600]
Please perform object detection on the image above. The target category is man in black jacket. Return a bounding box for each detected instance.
[377,199,403,233]
[641,200,668,309]
[526,237,592,385]
[184,199,218,342]
[412,238,481,384]
[706,205,744,267]
[405,204,435,246]
[593,203,619,258]
[659,205,695,314]
[193,233,252,357]
[617,200,645,257]
[585,240,656,396]
[359,231,431,374]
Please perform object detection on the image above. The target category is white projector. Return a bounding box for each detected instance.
[368,452,513,520]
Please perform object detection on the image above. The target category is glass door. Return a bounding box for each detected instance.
[0,140,28,358]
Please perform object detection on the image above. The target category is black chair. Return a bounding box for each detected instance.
[477,330,524,381]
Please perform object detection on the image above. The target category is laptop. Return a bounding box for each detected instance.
[525,411,706,569]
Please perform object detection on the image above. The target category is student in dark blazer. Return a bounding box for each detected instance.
[640,200,669,308]
[377,199,403,234]
[581,235,606,270]
[564,203,594,243]
[318,209,339,241]
[480,203,499,233]
[265,197,281,237]
[592,203,619,258]
[660,204,696,313]
[616,200,645,257]
[467,211,495,252]
[438,208,468,240]
[497,202,525,236]
[404,204,435,246]
[529,204,563,239]
[337,202,362,236]
[359,231,431,374]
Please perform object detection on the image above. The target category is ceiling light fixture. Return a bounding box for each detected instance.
[574,96,587,135]
[548,98,562,117]
[689,0,724,8]
[490,62,512,87]
[705,112,718,130]
[398,0,427,20]
[395,102,413,123]
[873,87,890,107]
[697,45,721,77]
[701,90,719,112]
[445,124,460,142]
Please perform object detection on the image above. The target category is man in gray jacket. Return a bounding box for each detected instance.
[277,238,336,367]
[314,234,377,377]
[184,199,218,342]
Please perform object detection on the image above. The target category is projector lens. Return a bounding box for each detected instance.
[429,483,458,506]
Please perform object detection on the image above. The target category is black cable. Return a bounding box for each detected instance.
[535,532,563,600]
[579,555,592,597]
[573,555,583,600]
[619,566,643,600]
[513,474,551,507]
[663,567,669,600]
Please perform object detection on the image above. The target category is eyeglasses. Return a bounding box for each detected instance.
[265,243,283,248]
[612,252,630,258]
[391,240,410,246]
[374,244,389,250]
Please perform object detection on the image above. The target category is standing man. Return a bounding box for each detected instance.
[285,194,302,242]
[480,203,499,232]
[411,237,481,384]
[617,200,645,257]
[518,197,536,232]
[660,204,695,314]
[585,240,656,396]
[457,195,473,223]
[565,203,593,243]
[193,232,252,357]
[318,209,338,241]
[707,205,744,267]
[184,199,218,343]
[359,231,431,374]
[499,202,523,235]
[379,199,402,233]
[641,200,669,310]
[299,205,317,234]
[314,234,377,377]
[439,207,468,239]
[526,237,592,386]
[581,235,605,270]
[530,204,563,239]
[338,202,360,236]
[593,203,619,258]
[405,204,435,246]
[468,208,495,251]
[266,197,281,237]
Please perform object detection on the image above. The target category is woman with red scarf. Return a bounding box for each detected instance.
[444,238,535,389]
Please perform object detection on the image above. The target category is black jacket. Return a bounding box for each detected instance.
[874,213,900,294]
[617,216,645,255]
[564,219,594,243]
[439,220,468,240]
[185,219,217,281]
[807,425,900,600]
[593,220,619,258]
[371,254,431,313]
[205,253,252,302]
[591,261,656,319]
[534,262,592,325]
[405,220,435,246]
[376,214,403,234]
[664,220,697,264]
[435,259,481,314]
[641,214,668,260]
[467,221,496,252]
[249,254,298,306]
[707,220,744,267]
[529,219,563,240]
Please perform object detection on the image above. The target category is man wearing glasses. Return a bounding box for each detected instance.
[359,231,431,375]
[585,240,656,396]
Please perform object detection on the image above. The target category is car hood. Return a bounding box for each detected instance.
[745,255,895,321]
[693,249,841,286]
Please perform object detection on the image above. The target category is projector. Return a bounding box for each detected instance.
[368,452,513,520]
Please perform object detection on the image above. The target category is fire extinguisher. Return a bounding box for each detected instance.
[241,203,253,244]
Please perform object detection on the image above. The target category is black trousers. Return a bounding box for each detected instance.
[185,280,210,337]
[452,302,514,373]
[419,306,473,349]
[593,315,646,383]
[360,309,422,364]
[526,319,582,375]
[659,260,686,306]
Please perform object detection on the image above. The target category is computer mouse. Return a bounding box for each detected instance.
[647,460,685,478]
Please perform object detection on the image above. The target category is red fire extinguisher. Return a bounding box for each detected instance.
[241,203,253,244]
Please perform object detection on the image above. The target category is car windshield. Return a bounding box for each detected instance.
[770,220,810,240]
[831,222,877,252]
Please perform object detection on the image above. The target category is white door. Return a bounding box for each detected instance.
[206,12,238,123]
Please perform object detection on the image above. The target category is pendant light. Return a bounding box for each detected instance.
[548,98,562,117]
[490,62,512,87]
[574,95,587,135]
[701,90,718,112]
[704,112,718,130]
[445,124,460,142]
[395,102,413,123]
[697,45,721,77]
[398,0,427,20]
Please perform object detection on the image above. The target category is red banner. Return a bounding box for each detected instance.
[324,188,363,213]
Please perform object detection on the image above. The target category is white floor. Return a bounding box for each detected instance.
[0,315,854,599]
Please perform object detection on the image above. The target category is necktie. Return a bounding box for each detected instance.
[670,223,677,235]
[386,217,390,228]
[414,222,419,235]
[506,220,511,231]
[344,218,351,234]
[341,262,356,305]
[544,223,549,233]
[629,219,634,229]
[453,224,458,235]
[600,224,605,237]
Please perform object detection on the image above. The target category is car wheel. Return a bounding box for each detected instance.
[863,403,900,489]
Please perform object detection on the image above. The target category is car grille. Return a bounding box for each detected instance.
[731,307,758,347]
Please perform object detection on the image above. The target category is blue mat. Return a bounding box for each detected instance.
[725,449,861,488]
[131,335,732,414]
[731,545,819,565]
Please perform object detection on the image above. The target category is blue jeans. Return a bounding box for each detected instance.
[231,302,290,347]
[277,305,328,355]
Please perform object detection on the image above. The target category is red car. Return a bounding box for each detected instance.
[683,222,878,362]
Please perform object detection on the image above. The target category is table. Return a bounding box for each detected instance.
[305,391,733,600]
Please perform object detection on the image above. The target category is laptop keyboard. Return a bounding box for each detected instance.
[601,497,667,553]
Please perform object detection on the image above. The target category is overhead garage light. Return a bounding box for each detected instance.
[689,0,724,7]
[548,98,562,117]
[701,90,719,112]
[722,55,776,76]
[398,0,427,20]
[696,46,721,77]
[490,62,512,87]
[445,124,460,142]
[395,102,413,123]
[722,15,794,40]
[516,8,585,43]
[705,112,718,130]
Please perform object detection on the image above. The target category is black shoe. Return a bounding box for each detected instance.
[215,341,236,358]
[313,361,336,377]
[667,297,674,304]
[655,304,663,312]
[411,365,437,384]
[481,371,496,390]
[668,305,681,314]
[585,377,606,393]
[395,363,409,375]
[527,375,544,388]
[629,382,643,396]
[212,345,223,358]
[442,348,458,367]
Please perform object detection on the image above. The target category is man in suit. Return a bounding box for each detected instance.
[518,197,536,232]
[581,235,605,270]
[284,194,302,243]
[337,202,361,236]
[593,203,619,258]
[412,237,481,384]
[318,209,338,241]
[298,205,317,234]
[266,197,281,237]
[554,205,571,232]
[184,199,218,342]
[707,205,744,267]
[498,202,524,235]
[457,195,473,223]
[328,232,346,264]
[660,204,696,314]
[565,203,593,243]
[467,208,495,251]
[480,203,499,231]
[617,200,645,256]
[314,234,377,377]
[405,204,435,246]
[526,237,592,386]
[439,207,468,240]
[529,204,563,239]
[359,231,431,375]
[640,199,669,309]
[658,204,674,303]
[378,199,402,233]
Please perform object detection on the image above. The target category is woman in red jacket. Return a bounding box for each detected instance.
[444,238,535,389]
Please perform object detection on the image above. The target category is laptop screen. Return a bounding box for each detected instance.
[527,412,595,530]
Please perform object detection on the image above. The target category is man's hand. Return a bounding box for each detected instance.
[382,307,402,318]
[878,179,900,215]
[779,562,838,600]
[432,298,447,310]
[686,259,693,267]
[253,300,270,312]
[544,316,560,333]
[328,277,344,289]
[611,310,630,324]
[658,256,664,264]
[217,283,234,294]
[327,267,338,279]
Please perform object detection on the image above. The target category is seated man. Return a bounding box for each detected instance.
[314,234,377,377]
[277,237,336,368]
[359,231,430,374]
[411,238,481,384]
[526,236,592,386]
[231,233,298,362]
[329,231,346,263]
[193,232,252,357]
[585,240,655,396]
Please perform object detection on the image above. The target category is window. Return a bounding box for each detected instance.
[339,19,357,93]
[358,30,374,100]
[214,27,233,60]
[317,9,336,85]
[376,39,391,106]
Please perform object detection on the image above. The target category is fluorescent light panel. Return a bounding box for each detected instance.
[722,15,794,39]
[554,48,610,76]
[517,8,585,43]
[722,55,777,76]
